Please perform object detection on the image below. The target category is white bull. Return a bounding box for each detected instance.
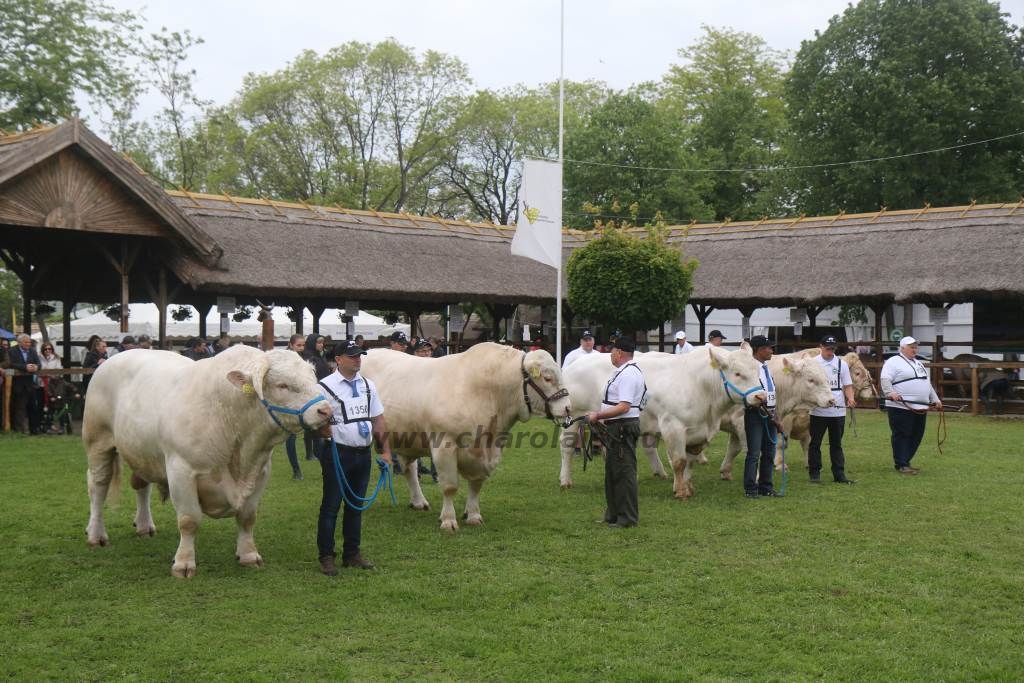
[360,342,571,531]
[559,346,765,499]
[717,350,845,480]
[82,346,333,578]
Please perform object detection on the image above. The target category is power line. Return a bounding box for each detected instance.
[560,130,1024,174]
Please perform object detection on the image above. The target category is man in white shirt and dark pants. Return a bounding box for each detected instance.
[562,330,597,368]
[587,336,645,528]
[744,335,783,498]
[316,340,393,575]
[880,336,941,475]
[807,335,856,484]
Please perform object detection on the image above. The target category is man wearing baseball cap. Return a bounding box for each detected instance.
[744,335,783,498]
[314,340,394,575]
[807,335,856,484]
[673,330,693,355]
[562,330,597,369]
[880,336,941,474]
[388,331,409,352]
[707,330,726,347]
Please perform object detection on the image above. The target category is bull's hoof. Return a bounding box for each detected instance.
[409,501,431,511]
[560,481,573,490]
[134,522,157,538]
[439,518,459,533]
[87,536,109,547]
[171,562,196,579]
[237,552,264,568]
[653,472,668,480]
[720,471,733,481]
[697,454,709,465]
[464,513,483,526]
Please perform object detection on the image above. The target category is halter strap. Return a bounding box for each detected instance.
[521,353,569,419]
[718,368,763,406]
[260,394,327,433]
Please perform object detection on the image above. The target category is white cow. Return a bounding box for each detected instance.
[559,346,765,499]
[360,343,571,531]
[83,346,333,578]
[717,350,843,480]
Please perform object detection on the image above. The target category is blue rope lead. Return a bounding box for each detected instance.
[759,412,787,496]
[329,440,397,511]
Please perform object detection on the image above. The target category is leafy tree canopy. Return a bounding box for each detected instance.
[0,0,140,130]
[786,0,1024,214]
[566,225,697,333]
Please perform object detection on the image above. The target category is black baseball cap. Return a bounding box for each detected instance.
[708,329,726,340]
[333,340,367,357]
[820,335,838,347]
[414,339,432,351]
[612,336,636,353]
[580,330,594,339]
[389,331,408,344]
[749,335,775,350]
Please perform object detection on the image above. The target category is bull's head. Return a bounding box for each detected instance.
[227,349,332,433]
[779,356,834,410]
[842,352,877,402]
[522,350,572,421]
[711,346,766,407]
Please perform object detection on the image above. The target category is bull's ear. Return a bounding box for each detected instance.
[739,341,753,354]
[227,370,257,396]
[782,356,793,373]
[708,346,722,370]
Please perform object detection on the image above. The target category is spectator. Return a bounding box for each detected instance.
[388,331,409,352]
[706,330,726,347]
[429,336,447,358]
[412,338,433,357]
[82,339,108,394]
[406,335,421,354]
[136,334,153,349]
[180,338,206,361]
[108,335,137,357]
[9,333,41,434]
[562,330,597,369]
[283,335,308,480]
[354,334,366,350]
[673,331,693,354]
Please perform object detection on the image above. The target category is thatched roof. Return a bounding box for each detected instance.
[166,192,558,307]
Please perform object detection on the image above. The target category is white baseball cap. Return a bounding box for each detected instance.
[899,336,918,347]
[674,331,686,340]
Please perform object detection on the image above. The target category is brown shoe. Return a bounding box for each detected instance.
[319,556,338,576]
[342,555,375,570]
[897,466,918,475]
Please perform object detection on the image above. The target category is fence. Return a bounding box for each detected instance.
[2,368,94,432]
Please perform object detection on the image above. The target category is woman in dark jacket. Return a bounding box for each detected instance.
[302,333,331,380]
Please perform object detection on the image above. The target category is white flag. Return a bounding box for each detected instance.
[512,159,563,269]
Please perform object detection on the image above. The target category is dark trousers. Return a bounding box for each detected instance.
[11,382,37,434]
[743,408,776,494]
[808,414,847,480]
[285,433,319,475]
[317,441,372,561]
[603,419,639,527]
[888,408,927,469]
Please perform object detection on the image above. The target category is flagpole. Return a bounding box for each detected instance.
[555,0,565,363]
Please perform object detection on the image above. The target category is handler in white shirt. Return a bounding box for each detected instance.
[879,336,941,475]
[807,335,856,484]
[562,330,597,369]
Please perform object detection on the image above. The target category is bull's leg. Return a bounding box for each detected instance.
[720,432,743,481]
[558,426,576,489]
[85,442,119,547]
[639,433,668,479]
[432,446,460,532]
[166,460,202,579]
[131,473,157,538]
[463,478,486,525]
[403,456,431,511]
[235,504,263,569]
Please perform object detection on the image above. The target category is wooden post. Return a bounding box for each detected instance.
[2,369,12,431]
[294,305,304,336]
[61,296,73,367]
[738,306,758,340]
[690,303,716,344]
[157,268,168,348]
[308,304,326,334]
[970,366,980,416]
[21,274,31,335]
[197,302,212,340]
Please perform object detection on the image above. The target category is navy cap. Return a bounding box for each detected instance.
[333,340,367,357]
[389,331,408,344]
[580,330,594,339]
[708,329,726,340]
[414,339,432,351]
[820,335,838,347]
[749,335,775,350]
[612,336,636,353]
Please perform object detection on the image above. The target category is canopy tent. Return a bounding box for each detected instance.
[0,326,16,340]
[44,304,408,343]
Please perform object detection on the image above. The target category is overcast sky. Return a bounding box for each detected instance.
[109,0,1024,117]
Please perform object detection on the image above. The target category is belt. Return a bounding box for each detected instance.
[604,417,639,425]
[334,442,371,453]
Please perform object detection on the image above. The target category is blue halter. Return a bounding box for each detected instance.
[260,394,327,432]
[718,368,763,406]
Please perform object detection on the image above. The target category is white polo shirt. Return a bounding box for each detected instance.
[811,354,852,418]
[562,346,597,369]
[674,341,693,354]
[602,362,646,419]
[318,370,384,447]
[881,353,938,410]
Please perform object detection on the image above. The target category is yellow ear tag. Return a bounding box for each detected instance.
[242,383,255,394]
[709,358,720,370]
[782,366,792,374]
[529,367,542,380]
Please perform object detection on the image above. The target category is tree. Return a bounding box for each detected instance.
[563,91,713,229]
[566,226,697,333]
[661,26,789,221]
[0,0,140,130]
[0,267,22,330]
[785,0,1024,215]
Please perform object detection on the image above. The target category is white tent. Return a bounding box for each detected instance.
[46,304,408,343]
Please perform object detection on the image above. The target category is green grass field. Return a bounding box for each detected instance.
[1,411,1021,681]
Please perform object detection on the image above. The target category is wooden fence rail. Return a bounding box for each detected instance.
[2,368,94,432]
